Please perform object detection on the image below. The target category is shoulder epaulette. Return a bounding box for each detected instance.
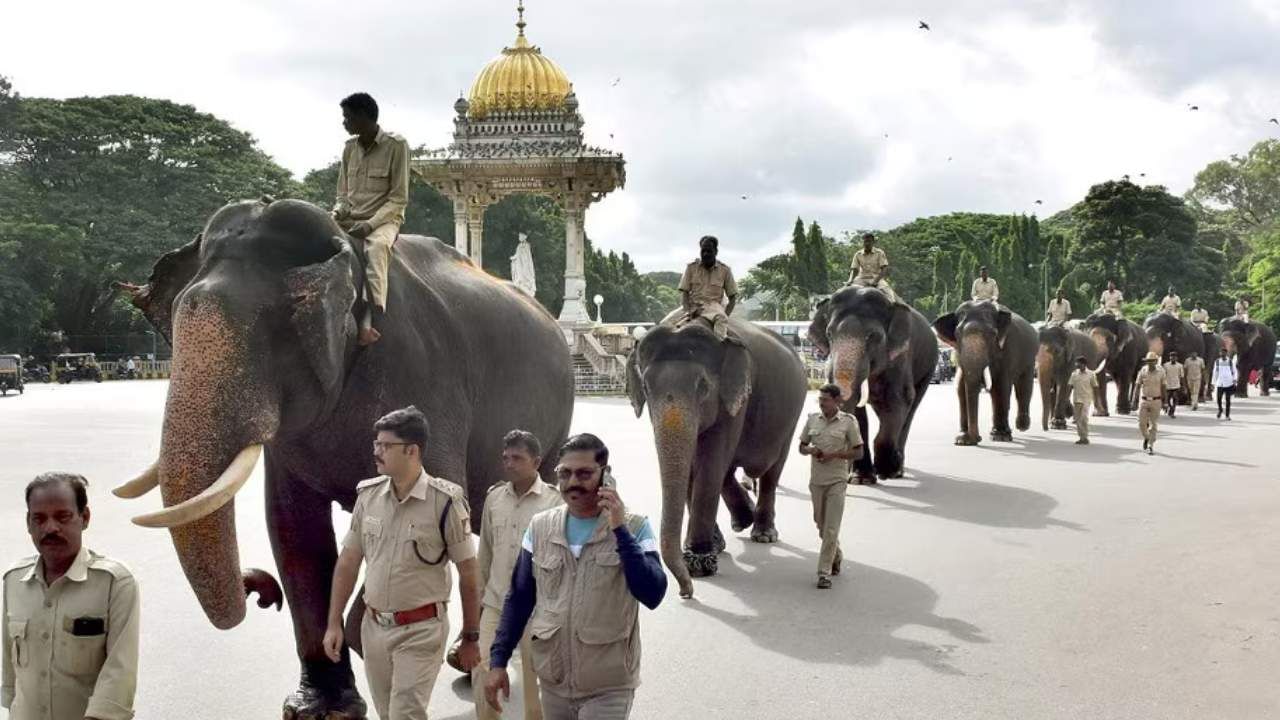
[3,555,37,578]
[355,476,388,492]
[87,552,134,580]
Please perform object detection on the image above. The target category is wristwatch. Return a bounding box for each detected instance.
[461,629,480,642]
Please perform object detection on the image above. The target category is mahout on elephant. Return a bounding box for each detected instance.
[1218,316,1277,397]
[932,300,1037,445]
[625,317,806,599]
[1037,325,1104,430]
[1079,311,1148,415]
[808,286,936,482]
[113,198,574,719]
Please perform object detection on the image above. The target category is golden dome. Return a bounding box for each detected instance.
[467,4,572,119]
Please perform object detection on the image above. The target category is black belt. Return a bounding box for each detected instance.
[1142,396,1161,401]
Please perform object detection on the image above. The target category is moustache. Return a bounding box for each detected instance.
[40,535,66,545]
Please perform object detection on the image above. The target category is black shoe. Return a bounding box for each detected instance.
[1146,446,1154,455]
[1142,439,1148,450]
[816,576,832,589]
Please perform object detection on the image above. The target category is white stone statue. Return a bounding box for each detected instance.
[510,232,536,296]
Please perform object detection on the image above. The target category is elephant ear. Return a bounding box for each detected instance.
[887,304,914,362]
[116,233,203,346]
[719,342,753,417]
[808,297,832,354]
[625,351,646,418]
[1246,324,1261,349]
[932,313,959,348]
[1115,321,1132,353]
[283,236,358,392]
[995,307,1012,349]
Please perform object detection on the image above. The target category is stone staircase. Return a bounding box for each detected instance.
[572,352,625,395]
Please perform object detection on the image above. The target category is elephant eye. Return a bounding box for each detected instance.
[696,377,710,397]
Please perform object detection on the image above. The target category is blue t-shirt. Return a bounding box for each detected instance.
[523,514,658,558]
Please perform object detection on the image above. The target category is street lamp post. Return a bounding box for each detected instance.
[592,294,604,324]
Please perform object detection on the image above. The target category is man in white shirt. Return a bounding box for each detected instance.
[1212,348,1237,419]
[971,267,999,303]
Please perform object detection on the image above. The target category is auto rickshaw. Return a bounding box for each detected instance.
[55,352,103,383]
[0,354,23,395]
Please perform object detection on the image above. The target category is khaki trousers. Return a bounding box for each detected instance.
[474,606,542,720]
[362,222,399,310]
[810,481,847,577]
[1138,399,1161,446]
[361,609,448,720]
[1073,402,1089,441]
[540,688,635,720]
[1187,378,1201,410]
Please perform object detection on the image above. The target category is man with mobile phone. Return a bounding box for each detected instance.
[799,384,864,589]
[484,434,667,719]
[3,472,140,720]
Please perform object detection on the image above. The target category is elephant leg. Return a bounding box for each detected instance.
[266,454,367,720]
[990,377,1014,442]
[871,386,910,478]
[1094,377,1110,417]
[1013,370,1033,431]
[895,376,930,474]
[749,458,785,543]
[684,437,730,577]
[1051,380,1069,429]
[719,466,756,533]
[955,371,969,435]
[850,404,876,481]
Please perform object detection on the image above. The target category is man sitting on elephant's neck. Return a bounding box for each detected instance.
[676,235,740,344]
[846,232,901,304]
[332,92,410,346]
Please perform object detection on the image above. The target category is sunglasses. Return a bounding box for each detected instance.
[555,465,600,482]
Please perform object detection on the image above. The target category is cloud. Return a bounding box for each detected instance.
[3,0,1279,275]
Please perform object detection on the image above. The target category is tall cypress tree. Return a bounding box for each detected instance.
[805,221,830,294]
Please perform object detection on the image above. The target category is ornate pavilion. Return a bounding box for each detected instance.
[412,3,626,342]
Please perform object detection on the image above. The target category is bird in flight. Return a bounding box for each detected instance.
[1270,118,1279,125]
[1188,104,1199,111]
[1139,172,1146,177]
[741,194,749,200]
[919,20,930,30]
[1034,200,1043,205]
[611,77,621,87]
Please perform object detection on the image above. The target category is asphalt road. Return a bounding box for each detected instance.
[2,379,1278,719]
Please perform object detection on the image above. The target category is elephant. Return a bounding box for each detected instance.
[932,300,1037,445]
[112,199,574,719]
[808,287,937,481]
[1079,311,1148,415]
[1037,325,1104,430]
[1218,317,1278,397]
[1143,312,1205,364]
[625,318,807,599]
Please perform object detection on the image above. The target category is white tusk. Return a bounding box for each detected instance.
[983,367,993,392]
[132,445,262,529]
[113,460,160,499]
[857,379,870,408]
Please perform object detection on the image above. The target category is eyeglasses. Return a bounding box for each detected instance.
[555,465,600,482]
[372,441,415,452]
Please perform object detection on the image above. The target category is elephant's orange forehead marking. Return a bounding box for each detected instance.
[834,369,853,384]
[660,406,687,432]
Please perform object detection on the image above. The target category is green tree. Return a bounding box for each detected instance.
[803,220,830,295]
[1187,139,1280,230]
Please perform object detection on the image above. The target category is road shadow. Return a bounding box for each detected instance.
[688,540,985,675]
[862,471,1086,531]
[975,434,1142,466]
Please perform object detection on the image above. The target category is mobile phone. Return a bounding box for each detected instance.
[601,469,616,490]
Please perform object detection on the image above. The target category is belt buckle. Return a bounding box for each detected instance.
[372,609,396,628]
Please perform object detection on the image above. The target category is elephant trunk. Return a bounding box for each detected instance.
[148,296,278,629]
[1089,329,1111,363]
[958,336,990,438]
[652,401,698,599]
[831,338,869,405]
[1149,336,1165,360]
[1037,344,1054,430]
[1223,334,1237,355]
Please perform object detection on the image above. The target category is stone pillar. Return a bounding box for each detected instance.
[452,197,468,255]
[466,202,486,267]
[558,194,591,339]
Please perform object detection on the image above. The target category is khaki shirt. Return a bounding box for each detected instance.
[802,411,862,485]
[3,547,139,720]
[343,470,475,611]
[679,261,737,313]
[1137,364,1166,400]
[1235,300,1250,316]
[1163,362,1184,389]
[477,479,563,610]
[1047,298,1071,324]
[849,248,889,285]
[334,128,410,229]
[1069,368,1098,405]
[1100,289,1124,311]
[1160,294,1181,314]
[971,277,999,301]
[1189,308,1209,324]
[1184,356,1204,382]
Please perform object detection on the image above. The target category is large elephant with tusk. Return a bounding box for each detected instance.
[625,319,806,599]
[808,287,936,482]
[1079,311,1148,415]
[1218,316,1277,397]
[114,199,573,719]
[932,301,1038,445]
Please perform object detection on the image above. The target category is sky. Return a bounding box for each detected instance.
[4,0,1280,273]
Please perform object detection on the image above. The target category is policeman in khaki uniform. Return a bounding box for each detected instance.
[676,235,738,342]
[1068,356,1099,445]
[847,232,899,303]
[473,431,563,720]
[325,406,482,720]
[970,267,999,302]
[1189,305,1210,332]
[1159,286,1182,316]
[3,473,139,720]
[1163,352,1184,417]
[799,384,864,589]
[1046,290,1072,326]
[1184,352,1205,411]
[1136,353,1166,455]
[333,92,411,346]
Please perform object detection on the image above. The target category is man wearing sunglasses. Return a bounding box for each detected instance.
[484,434,667,720]
[323,406,482,720]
